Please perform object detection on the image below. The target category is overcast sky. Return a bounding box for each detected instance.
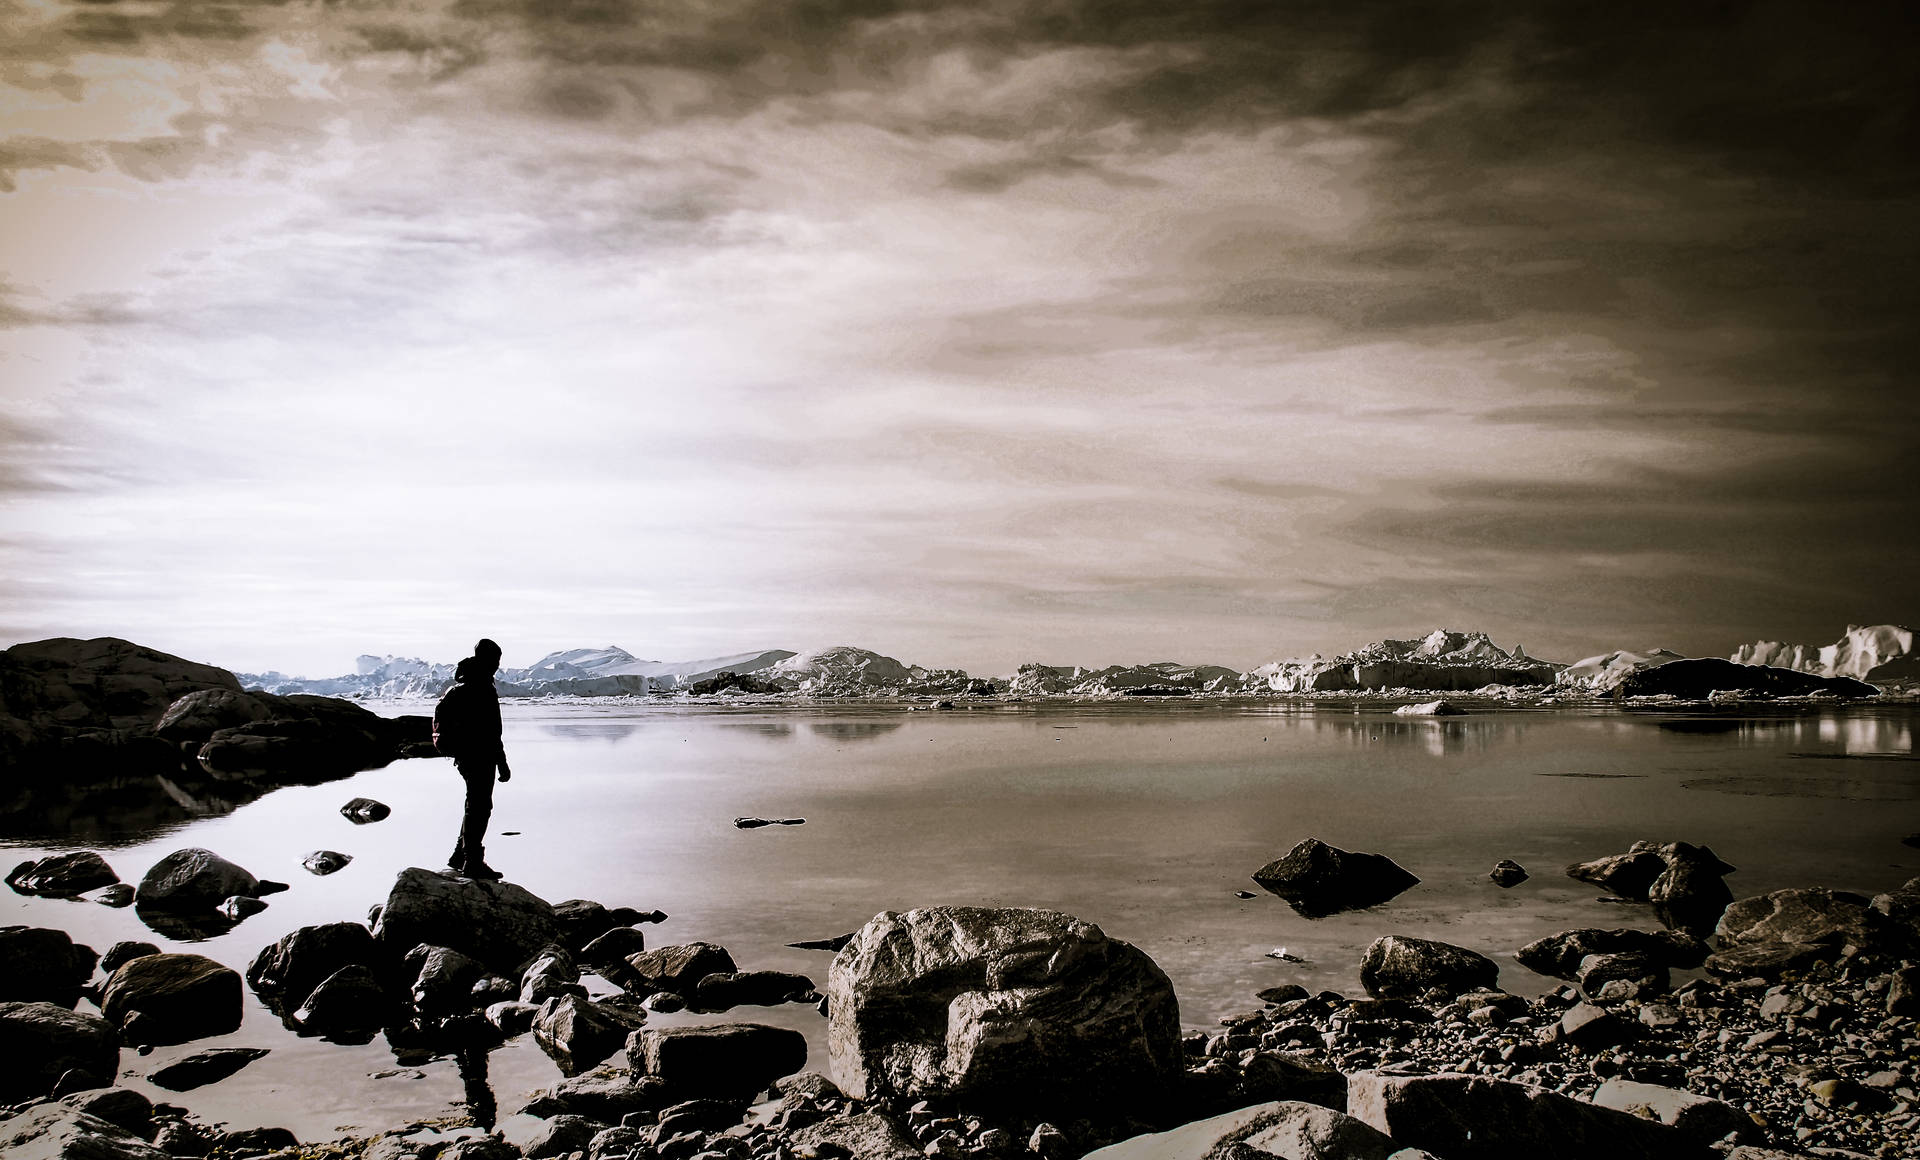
[2,0,1915,676]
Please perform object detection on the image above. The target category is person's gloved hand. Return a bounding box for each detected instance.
[498,764,512,783]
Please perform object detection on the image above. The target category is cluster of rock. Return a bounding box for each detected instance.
[1,638,432,838]
[9,845,288,940]
[1246,631,1562,695]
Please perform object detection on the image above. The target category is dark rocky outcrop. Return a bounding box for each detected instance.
[1704,887,1892,977]
[156,688,431,775]
[628,1023,809,1101]
[692,969,817,1010]
[0,1001,120,1104]
[1359,936,1499,1000]
[99,941,159,974]
[60,1088,155,1139]
[100,953,243,1046]
[1566,841,1736,933]
[293,964,391,1039]
[826,906,1183,1115]
[406,944,489,1016]
[1614,657,1877,699]
[0,637,239,770]
[371,867,559,973]
[1516,928,1708,980]
[1488,859,1528,887]
[0,926,98,1006]
[1252,839,1420,917]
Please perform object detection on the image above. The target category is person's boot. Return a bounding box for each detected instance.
[464,862,503,881]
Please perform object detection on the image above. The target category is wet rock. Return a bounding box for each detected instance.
[532,994,648,1075]
[1701,941,1834,980]
[91,884,134,907]
[0,1001,119,1104]
[520,1070,671,1122]
[0,1102,170,1160]
[1251,839,1420,917]
[134,848,259,912]
[552,899,624,950]
[625,942,737,995]
[340,797,390,823]
[1566,848,1666,900]
[159,687,416,776]
[498,1113,600,1159]
[630,1022,809,1102]
[485,999,540,1036]
[786,933,857,953]
[693,969,816,1010]
[580,926,649,969]
[99,941,161,975]
[61,1088,155,1138]
[406,944,488,1016]
[10,851,119,897]
[372,867,559,973]
[441,1140,518,1160]
[247,922,383,1014]
[217,895,267,921]
[1575,952,1668,999]
[302,851,351,875]
[0,926,96,1005]
[1592,1079,1755,1146]
[1645,843,1737,933]
[148,1046,270,1091]
[1346,1071,1703,1160]
[1515,928,1707,980]
[1359,936,1499,1000]
[1887,964,1920,1016]
[733,817,805,828]
[294,964,391,1039]
[827,906,1182,1115]
[1488,860,1528,888]
[1084,1099,1402,1160]
[521,945,583,1004]
[101,953,242,1046]
[211,1126,298,1154]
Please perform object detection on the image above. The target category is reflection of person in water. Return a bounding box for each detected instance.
[433,638,512,880]
[454,1042,496,1129]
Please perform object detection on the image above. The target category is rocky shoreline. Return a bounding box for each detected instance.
[4,830,1917,1160]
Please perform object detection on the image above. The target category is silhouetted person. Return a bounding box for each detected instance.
[432,638,511,880]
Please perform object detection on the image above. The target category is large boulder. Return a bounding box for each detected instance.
[371,868,559,973]
[532,994,648,1074]
[1359,936,1499,999]
[1591,1079,1756,1147]
[1346,1071,1709,1160]
[406,944,489,1016]
[100,953,243,1046]
[628,1023,807,1101]
[1714,888,1884,950]
[0,1102,170,1160]
[693,969,816,1010]
[247,922,384,1014]
[1251,839,1420,917]
[1084,1099,1405,1160]
[8,851,119,897]
[826,906,1183,1114]
[134,849,259,912]
[0,1001,120,1104]
[157,689,427,775]
[0,926,98,1005]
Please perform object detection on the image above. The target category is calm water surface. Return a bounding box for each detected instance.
[6,700,1918,1140]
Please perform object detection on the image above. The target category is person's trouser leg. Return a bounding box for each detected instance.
[452,757,494,869]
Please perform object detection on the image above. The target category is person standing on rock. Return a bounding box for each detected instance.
[432,638,511,880]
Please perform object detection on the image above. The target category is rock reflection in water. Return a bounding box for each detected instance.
[540,722,643,743]
[808,721,905,742]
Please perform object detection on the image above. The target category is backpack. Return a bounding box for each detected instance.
[432,682,476,757]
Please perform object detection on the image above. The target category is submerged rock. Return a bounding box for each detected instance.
[624,942,737,995]
[693,970,817,1010]
[1488,860,1528,887]
[826,906,1183,1114]
[148,1046,270,1091]
[1252,839,1420,917]
[302,851,351,875]
[340,797,391,823]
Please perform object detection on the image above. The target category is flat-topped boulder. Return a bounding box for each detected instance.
[101,953,243,1046]
[826,906,1182,1115]
[0,636,239,777]
[1347,1071,1710,1159]
[372,867,559,973]
[1359,936,1499,999]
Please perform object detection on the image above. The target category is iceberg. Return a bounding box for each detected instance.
[1250,629,1560,693]
[1730,625,1915,689]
